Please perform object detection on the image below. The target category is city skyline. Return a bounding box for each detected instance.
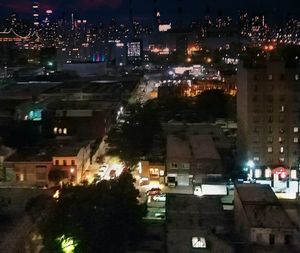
[0,0,299,24]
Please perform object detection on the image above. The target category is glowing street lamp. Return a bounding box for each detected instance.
[246,160,255,169]
[246,160,255,182]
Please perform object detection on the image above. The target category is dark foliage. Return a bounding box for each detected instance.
[40,172,146,253]
[106,90,235,165]
[48,168,67,185]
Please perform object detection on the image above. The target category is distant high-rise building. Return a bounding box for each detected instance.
[127,39,143,64]
[32,1,40,29]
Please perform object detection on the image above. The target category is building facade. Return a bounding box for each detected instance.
[237,58,300,174]
[166,134,222,187]
[234,184,297,248]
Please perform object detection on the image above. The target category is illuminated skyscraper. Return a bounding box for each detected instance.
[32,1,40,29]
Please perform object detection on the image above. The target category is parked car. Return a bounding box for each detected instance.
[153,194,166,202]
[146,187,161,196]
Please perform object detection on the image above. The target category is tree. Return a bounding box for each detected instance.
[48,168,67,185]
[106,103,162,166]
[196,89,231,121]
[40,172,146,253]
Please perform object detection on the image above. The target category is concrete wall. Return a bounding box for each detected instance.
[6,161,52,186]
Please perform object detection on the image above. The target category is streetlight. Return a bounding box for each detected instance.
[246,160,255,169]
[246,160,255,182]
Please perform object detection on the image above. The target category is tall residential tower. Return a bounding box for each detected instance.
[237,49,300,178]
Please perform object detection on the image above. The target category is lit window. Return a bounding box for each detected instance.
[192,237,207,249]
[294,137,298,143]
[280,147,284,154]
[58,128,62,134]
[182,163,190,169]
[267,147,273,153]
[295,74,299,81]
[63,128,67,135]
[53,127,58,134]
[280,105,285,112]
[255,169,262,178]
[150,168,159,178]
[278,137,283,143]
[265,168,272,178]
[279,157,285,163]
[159,170,164,176]
[254,157,259,161]
[291,170,297,180]
[294,127,299,133]
[268,74,273,80]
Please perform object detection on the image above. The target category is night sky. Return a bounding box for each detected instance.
[0,0,299,23]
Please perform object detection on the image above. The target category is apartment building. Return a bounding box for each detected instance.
[237,55,300,177]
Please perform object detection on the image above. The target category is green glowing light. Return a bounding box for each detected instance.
[56,235,78,253]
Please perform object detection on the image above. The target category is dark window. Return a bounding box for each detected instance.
[269,234,275,245]
[279,95,285,102]
[63,160,67,166]
[55,160,59,165]
[284,235,292,245]
[268,116,273,123]
[171,162,177,168]
[71,160,75,166]
[267,95,273,102]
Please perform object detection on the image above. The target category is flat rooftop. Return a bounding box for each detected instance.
[235,184,296,229]
[166,194,233,252]
[167,134,221,161]
[236,184,278,204]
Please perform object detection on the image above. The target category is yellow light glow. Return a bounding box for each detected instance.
[206,57,212,63]
[56,235,78,253]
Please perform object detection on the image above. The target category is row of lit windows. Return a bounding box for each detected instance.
[253,127,298,134]
[252,156,286,163]
[249,168,299,180]
[267,146,285,153]
[53,127,68,135]
[55,159,75,166]
[265,136,298,143]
